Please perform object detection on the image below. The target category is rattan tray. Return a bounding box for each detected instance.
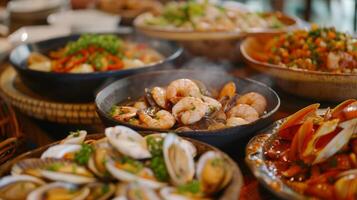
[0,67,101,125]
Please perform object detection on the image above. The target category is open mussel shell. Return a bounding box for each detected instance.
[27,182,90,200]
[0,175,45,200]
[11,158,96,184]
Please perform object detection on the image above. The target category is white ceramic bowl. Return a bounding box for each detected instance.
[48,9,120,33]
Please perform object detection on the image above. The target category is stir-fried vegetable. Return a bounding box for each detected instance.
[144,0,285,31]
[27,34,163,73]
[258,25,357,73]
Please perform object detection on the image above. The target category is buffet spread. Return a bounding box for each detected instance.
[0,0,356,200]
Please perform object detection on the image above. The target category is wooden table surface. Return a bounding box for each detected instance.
[0,55,339,200]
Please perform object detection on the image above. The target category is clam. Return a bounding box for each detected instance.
[163,134,195,186]
[196,151,233,195]
[105,126,151,159]
[60,130,87,144]
[0,175,45,200]
[87,139,116,178]
[115,182,161,200]
[105,157,166,189]
[27,182,90,200]
[145,134,197,157]
[86,182,115,200]
[41,144,81,159]
[160,187,208,200]
[11,158,96,184]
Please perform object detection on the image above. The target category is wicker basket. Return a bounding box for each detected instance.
[0,99,21,164]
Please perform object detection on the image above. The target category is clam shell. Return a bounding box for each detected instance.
[61,130,87,144]
[86,182,115,200]
[41,144,81,159]
[105,158,166,189]
[11,158,96,184]
[105,126,151,159]
[115,182,161,200]
[0,175,45,199]
[27,182,90,200]
[163,134,195,186]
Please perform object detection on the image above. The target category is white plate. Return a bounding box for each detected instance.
[8,25,71,45]
[48,9,120,33]
[7,0,64,13]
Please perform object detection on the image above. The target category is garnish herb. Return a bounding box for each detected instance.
[74,143,94,165]
[147,136,170,181]
[177,180,201,194]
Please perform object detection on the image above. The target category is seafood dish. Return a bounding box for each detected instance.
[138,0,288,32]
[250,26,357,74]
[110,78,268,131]
[246,99,357,199]
[0,125,241,200]
[27,34,164,73]
[98,0,162,24]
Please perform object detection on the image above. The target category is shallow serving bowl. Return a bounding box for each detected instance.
[9,33,182,102]
[0,133,243,200]
[135,11,297,61]
[246,119,317,200]
[241,37,357,102]
[95,70,280,147]
[134,12,298,41]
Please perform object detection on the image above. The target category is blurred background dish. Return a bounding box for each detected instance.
[6,0,67,32]
[8,25,71,45]
[241,28,357,102]
[97,0,163,25]
[47,9,121,33]
[9,33,182,102]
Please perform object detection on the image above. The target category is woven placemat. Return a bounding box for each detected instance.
[0,67,101,125]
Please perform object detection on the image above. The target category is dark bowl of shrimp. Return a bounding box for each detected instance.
[95,70,280,147]
[9,33,182,102]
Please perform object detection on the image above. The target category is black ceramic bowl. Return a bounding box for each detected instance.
[9,33,182,102]
[95,70,280,147]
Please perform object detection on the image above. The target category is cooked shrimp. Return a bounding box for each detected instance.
[172,97,208,125]
[138,110,175,129]
[227,104,259,123]
[112,106,138,121]
[133,101,148,110]
[201,96,222,114]
[151,87,169,109]
[236,92,267,116]
[226,117,249,127]
[219,81,236,100]
[166,79,201,104]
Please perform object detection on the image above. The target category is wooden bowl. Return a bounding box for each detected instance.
[241,37,357,102]
[0,133,243,200]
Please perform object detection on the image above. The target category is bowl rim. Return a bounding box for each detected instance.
[9,33,183,77]
[0,132,244,200]
[240,37,357,77]
[95,69,281,136]
[134,11,299,40]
